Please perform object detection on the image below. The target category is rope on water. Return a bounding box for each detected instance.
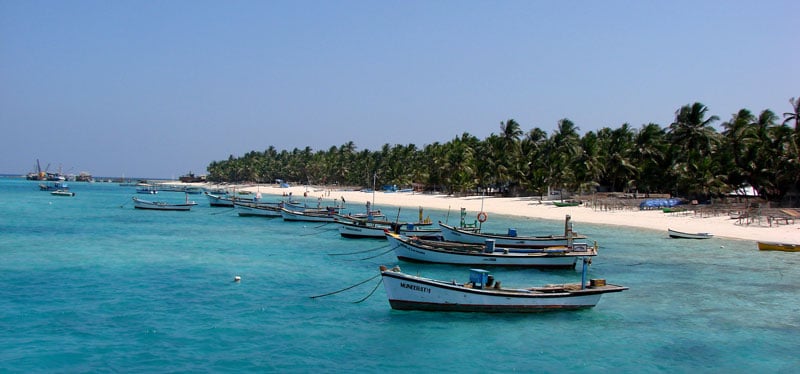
[353,278,384,303]
[342,246,397,261]
[210,207,234,215]
[328,244,389,256]
[299,226,338,236]
[310,273,381,299]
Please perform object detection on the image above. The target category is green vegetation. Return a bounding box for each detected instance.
[206,99,800,202]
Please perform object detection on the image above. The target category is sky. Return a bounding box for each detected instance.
[1,1,798,178]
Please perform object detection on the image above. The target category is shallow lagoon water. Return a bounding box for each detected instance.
[1,178,798,372]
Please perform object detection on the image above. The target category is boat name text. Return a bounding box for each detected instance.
[400,282,431,293]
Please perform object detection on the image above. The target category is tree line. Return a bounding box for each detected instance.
[206,99,800,203]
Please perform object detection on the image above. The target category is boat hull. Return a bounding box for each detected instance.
[667,229,713,239]
[386,233,594,268]
[757,241,800,252]
[234,202,281,217]
[280,208,337,222]
[438,222,586,248]
[337,221,442,240]
[205,192,234,207]
[132,197,196,211]
[50,190,75,197]
[381,270,626,312]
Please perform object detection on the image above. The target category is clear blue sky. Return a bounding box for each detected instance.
[1,1,797,178]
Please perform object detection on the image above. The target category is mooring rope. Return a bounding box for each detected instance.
[210,207,234,215]
[299,226,338,236]
[353,278,384,303]
[309,273,381,299]
[342,246,397,261]
[328,244,389,256]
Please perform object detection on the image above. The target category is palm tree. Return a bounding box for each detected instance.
[546,119,582,197]
[783,96,800,132]
[520,127,549,197]
[721,109,757,189]
[667,103,721,196]
[498,119,523,195]
[575,130,604,195]
[631,123,667,195]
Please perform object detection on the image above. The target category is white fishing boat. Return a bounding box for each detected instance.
[385,232,596,268]
[205,192,235,207]
[39,182,69,191]
[234,201,282,217]
[136,185,158,194]
[50,189,75,197]
[667,228,713,239]
[379,264,627,312]
[132,197,197,211]
[280,207,339,222]
[439,215,586,248]
[336,218,442,240]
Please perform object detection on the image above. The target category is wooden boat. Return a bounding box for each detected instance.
[667,228,713,239]
[132,197,197,211]
[757,241,800,252]
[379,264,627,312]
[336,219,442,240]
[205,192,235,207]
[50,190,75,197]
[439,215,586,248]
[234,201,282,217]
[553,200,581,207]
[136,186,158,194]
[385,232,596,268]
[284,201,344,214]
[39,182,68,191]
[280,207,339,222]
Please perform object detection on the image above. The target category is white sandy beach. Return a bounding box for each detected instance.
[194,182,800,244]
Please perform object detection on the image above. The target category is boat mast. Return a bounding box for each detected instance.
[580,257,588,290]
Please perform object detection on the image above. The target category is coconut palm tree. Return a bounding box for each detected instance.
[667,103,721,196]
[783,96,800,132]
[631,123,667,195]
[546,119,582,197]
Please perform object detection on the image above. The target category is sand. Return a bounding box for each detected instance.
[194,182,800,244]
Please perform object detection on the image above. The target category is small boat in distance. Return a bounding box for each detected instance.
[379,263,627,313]
[39,182,69,191]
[136,185,158,194]
[757,241,800,252]
[51,190,75,197]
[668,228,713,239]
[132,197,197,211]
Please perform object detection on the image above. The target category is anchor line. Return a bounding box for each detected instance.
[328,244,389,256]
[344,246,397,261]
[210,207,234,215]
[353,278,383,304]
[309,273,381,299]
[299,226,337,236]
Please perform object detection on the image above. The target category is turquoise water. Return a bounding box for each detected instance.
[1,178,798,372]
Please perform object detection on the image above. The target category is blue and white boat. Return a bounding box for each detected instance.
[380,263,627,313]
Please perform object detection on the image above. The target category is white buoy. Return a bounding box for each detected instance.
[234,276,241,282]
